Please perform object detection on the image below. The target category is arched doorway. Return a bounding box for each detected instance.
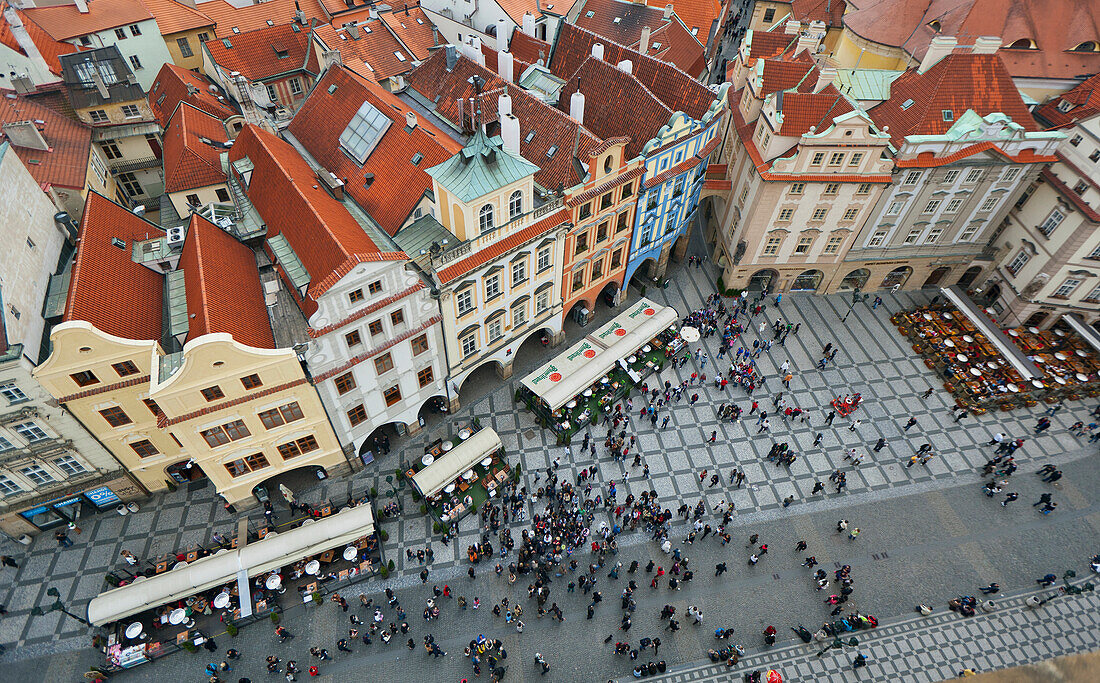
[837,268,870,291]
[790,269,823,292]
[956,266,982,290]
[983,283,1002,304]
[1024,311,1050,328]
[598,280,621,309]
[568,299,593,327]
[923,266,950,288]
[166,459,206,485]
[511,326,555,377]
[364,421,406,456]
[458,359,506,404]
[627,258,658,291]
[251,464,328,508]
[747,269,778,292]
[880,266,913,288]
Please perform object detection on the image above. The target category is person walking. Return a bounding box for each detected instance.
[1001,492,1018,507]
[903,417,917,431]
[715,562,727,576]
[795,540,807,552]
[1033,492,1052,507]
[847,527,860,541]
[853,653,868,669]
[979,583,1000,595]
[0,555,18,569]
[836,519,848,533]
[54,530,73,548]
[873,437,886,452]
[848,419,861,432]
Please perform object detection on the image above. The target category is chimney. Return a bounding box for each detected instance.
[431,26,440,46]
[785,19,801,35]
[591,42,605,61]
[522,11,536,37]
[74,0,89,13]
[347,23,360,39]
[500,50,514,83]
[815,66,838,93]
[406,111,417,128]
[663,4,672,20]
[639,26,651,54]
[11,73,35,95]
[498,92,512,117]
[445,44,457,71]
[294,0,306,24]
[570,89,585,124]
[617,59,633,75]
[501,112,520,156]
[796,31,821,55]
[918,36,957,73]
[972,36,1002,54]
[496,18,509,52]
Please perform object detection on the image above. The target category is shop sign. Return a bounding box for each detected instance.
[84,486,121,507]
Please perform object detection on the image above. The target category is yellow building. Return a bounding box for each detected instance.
[139,0,216,72]
[34,194,348,509]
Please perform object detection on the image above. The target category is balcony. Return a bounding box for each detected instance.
[109,156,161,175]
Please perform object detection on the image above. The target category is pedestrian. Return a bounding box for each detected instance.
[903,417,917,431]
[848,527,860,541]
[420,568,428,583]
[853,653,867,669]
[715,562,727,576]
[795,540,807,552]
[979,583,1000,595]
[922,387,934,399]
[1001,492,1018,507]
[0,555,18,569]
[849,419,861,432]
[873,437,885,452]
[54,530,73,548]
[836,519,848,533]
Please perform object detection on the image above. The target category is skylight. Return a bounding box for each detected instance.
[232,27,240,34]
[394,51,407,61]
[411,152,423,165]
[266,19,274,26]
[222,38,232,49]
[546,146,558,158]
[942,109,953,121]
[524,131,535,142]
[613,17,621,24]
[328,84,338,94]
[901,98,914,110]
[339,100,392,164]
[652,42,662,50]
[585,11,594,17]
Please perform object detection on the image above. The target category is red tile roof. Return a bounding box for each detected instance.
[229,125,406,303]
[162,103,229,193]
[789,0,847,26]
[311,22,412,81]
[744,29,798,66]
[287,64,462,236]
[149,62,239,128]
[573,0,706,77]
[1033,72,1100,129]
[179,213,274,348]
[776,87,855,135]
[204,22,319,81]
[0,86,91,190]
[198,0,327,39]
[378,2,437,61]
[65,192,164,341]
[894,142,1057,167]
[137,0,213,35]
[437,208,569,284]
[21,0,152,42]
[1041,165,1100,222]
[495,0,581,25]
[406,50,604,191]
[508,28,551,65]
[868,52,1039,148]
[757,50,817,95]
[480,41,534,77]
[646,0,721,38]
[1,4,83,75]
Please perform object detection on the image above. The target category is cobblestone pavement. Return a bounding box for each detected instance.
[0,245,1097,668]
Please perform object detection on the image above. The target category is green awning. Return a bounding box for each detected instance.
[267,233,310,291]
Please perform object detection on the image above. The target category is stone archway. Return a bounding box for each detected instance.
[880,266,913,289]
[837,268,870,291]
[790,269,823,292]
[956,266,983,290]
[923,266,950,288]
[747,268,779,292]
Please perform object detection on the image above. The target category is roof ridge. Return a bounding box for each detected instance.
[554,21,701,86]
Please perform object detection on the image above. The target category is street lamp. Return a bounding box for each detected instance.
[383,475,404,513]
[841,288,870,322]
[816,635,859,658]
[31,587,90,626]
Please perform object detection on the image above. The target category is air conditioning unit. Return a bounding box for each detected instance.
[166,226,186,246]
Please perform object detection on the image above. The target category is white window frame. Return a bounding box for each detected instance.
[479,204,495,233]
[979,197,998,212]
[1038,209,1064,235]
[944,198,963,213]
[903,229,921,244]
[923,200,941,214]
[867,231,887,247]
[965,169,983,183]
[20,464,54,486]
[1006,249,1030,275]
[485,273,501,300]
[460,333,478,358]
[943,170,960,183]
[1053,278,1080,298]
[762,236,782,256]
[886,201,904,216]
[511,260,526,286]
[0,474,22,496]
[456,289,473,316]
[902,170,921,185]
[925,228,943,244]
[53,454,87,477]
[0,382,28,403]
[14,422,47,442]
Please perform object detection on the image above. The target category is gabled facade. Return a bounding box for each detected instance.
[147,61,244,131]
[137,0,216,72]
[202,22,320,115]
[161,102,232,217]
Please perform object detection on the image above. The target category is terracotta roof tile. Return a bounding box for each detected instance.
[573,0,706,77]
[179,213,274,348]
[789,0,847,26]
[480,41,534,77]
[757,50,817,95]
[437,208,569,284]
[1,5,83,75]
[378,2,437,61]
[137,0,213,35]
[745,30,798,65]
[495,0,582,25]
[199,0,326,39]
[229,124,405,303]
[21,0,151,42]
[312,22,412,81]
[204,22,318,81]
[65,192,164,341]
[162,103,229,193]
[507,28,551,65]
[148,62,239,128]
[0,86,91,190]
[646,0,721,38]
[894,142,1056,167]
[1033,72,1100,129]
[287,64,462,236]
[776,86,855,135]
[868,52,1038,148]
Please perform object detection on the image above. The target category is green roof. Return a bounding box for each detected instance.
[267,233,310,291]
[835,69,905,102]
[166,269,188,341]
[392,214,458,257]
[43,260,72,320]
[426,128,539,204]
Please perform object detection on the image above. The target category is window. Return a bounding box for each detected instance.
[53,455,86,477]
[823,235,844,254]
[277,435,319,460]
[347,404,367,427]
[828,152,845,166]
[945,198,963,213]
[366,280,382,296]
[460,331,478,358]
[0,475,21,496]
[762,236,782,256]
[509,190,523,219]
[115,27,127,40]
[487,316,503,342]
[99,407,132,428]
[572,269,585,292]
[537,246,552,272]
[368,319,384,336]
[411,334,429,356]
[610,249,623,269]
[925,228,943,244]
[374,353,394,375]
[456,289,474,316]
[823,183,839,195]
[943,170,960,183]
[1002,168,1020,183]
[241,374,262,390]
[536,289,551,314]
[333,372,357,396]
[345,330,362,347]
[856,183,871,195]
[198,32,210,42]
[485,274,501,300]
[574,231,589,255]
[186,193,201,207]
[143,398,163,418]
[1073,180,1088,195]
[14,421,48,442]
[959,225,980,241]
[129,439,159,458]
[842,208,859,221]
[1070,135,1082,147]
[596,221,609,243]
[578,202,593,221]
[386,310,404,330]
[1084,284,1100,302]
[886,201,904,216]
[1,382,28,403]
[621,182,633,199]
[849,153,864,166]
[1006,249,1030,275]
[1053,278,1081,298]
[777,208,794,222]
[20,464,54,486]
[224,452,270,477]
[789,183,804,195]
[345,289,364,304]
[383,385,402,407]
[763,7,775,22]
[902,170,922,185]
[646,193,657,210]
[616,211,630,233]
[811,208,828,221]
[479,204,494,232]
[903,229,921,244]
[289,78,302,96]
[200,385,225,402]
[118,172,143,196]
[70,370,100,387]
[1091,150,1100,162]
[88,109,110,123]
[129,23,142,36]
[339,100,390,163]
[128,55,143,70]
[201,419,250,447]
[923,200,941,214]
[794,236,813,254]
[868,231,887,247]
[176,36,193,58]
[511,260,527,286]
[810,152,825,166]
[417,366,435,388]
[965,169,982,183]
[1089,243,1100,260]
[976,196,996,212]
[101,142,123,160]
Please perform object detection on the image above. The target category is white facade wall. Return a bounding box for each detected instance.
[63,19,173,91]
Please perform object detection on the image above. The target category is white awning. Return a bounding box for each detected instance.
[940,285,1043,380]
[86,504,375,627]
[411,428,501,499]
[1064,314,1100,355]
[521,298,678,411]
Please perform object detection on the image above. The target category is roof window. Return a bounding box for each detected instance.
[340,100,392,164]
[222,38,232,48]
[266,20,274,26]
[942,109,953,121]
[394,51,407,61]
[524,131,535,142]
[613,17,621,24]
[585,11,594,17]
[1007,38,1035,49]
[111,238,127,250]
[328,84,338,94]
[652,42,662,50]
[232,27,240,34]
[546,146,558,158]
[411,152,423,165]
[900,98,914,110]
[1071,41,1099,53]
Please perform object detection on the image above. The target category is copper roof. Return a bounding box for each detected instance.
[162,103,229,193]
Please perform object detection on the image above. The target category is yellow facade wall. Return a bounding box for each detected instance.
[164,27,215,73]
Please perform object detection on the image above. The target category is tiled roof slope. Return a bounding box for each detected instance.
[149,62,239,128]
[0,86,90,190]
[204,22,318,81]
[868,52,1039,148]
[179,213,274,348]
[573,0,705,77]
[775,87,855,135]
[646,0,721,38]
[137,0,213,35]
[480,41,534,76]
[21,0,151,42]
[312,22,412,81]
[287,64,461,236]
[229,125,405,304]
[1,4,83,75]
[758,50,817,94]
[549,22,714,120]
[496,0,581,25]
[790,0,847,26]
[1033,72,1100,129]
[406,50,604,191]
[65,192,164,341]
[162,103,228,193]
[507,27,551,65]
[379,2,437,61]
[199,0,326,39]
[745,30,798,65]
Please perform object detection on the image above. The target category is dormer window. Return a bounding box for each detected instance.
[942,110,953,121]
[1007,38,1035,49]
[1057,100,1073,113]
[1071,41,1098,52]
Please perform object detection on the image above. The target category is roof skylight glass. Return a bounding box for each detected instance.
[339,100,391,164]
